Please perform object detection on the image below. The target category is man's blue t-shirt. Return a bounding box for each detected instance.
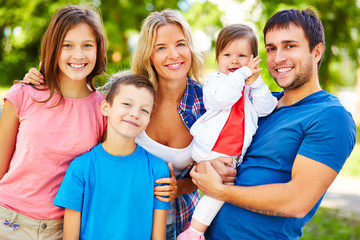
[54,143,170,240]
[206,91,356,240]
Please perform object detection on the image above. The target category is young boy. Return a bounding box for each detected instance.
[53,74,170,240]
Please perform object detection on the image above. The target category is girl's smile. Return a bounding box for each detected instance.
[58,23,97,84]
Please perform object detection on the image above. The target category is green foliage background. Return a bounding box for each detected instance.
[0,0,359,92]
[0,2,359,238]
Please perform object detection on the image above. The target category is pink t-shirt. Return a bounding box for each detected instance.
[0,83,106,220]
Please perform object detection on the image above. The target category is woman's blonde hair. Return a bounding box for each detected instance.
[131,9,204,90]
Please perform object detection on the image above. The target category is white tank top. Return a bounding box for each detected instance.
[135,130,193,177]
[135,130,194,224]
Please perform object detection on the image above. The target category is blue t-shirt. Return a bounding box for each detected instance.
[206,91,356,240]
[54,143,170,240]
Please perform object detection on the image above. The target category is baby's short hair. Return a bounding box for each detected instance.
[216,24,258,61]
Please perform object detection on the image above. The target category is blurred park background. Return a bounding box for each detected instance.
[0,0,359,238]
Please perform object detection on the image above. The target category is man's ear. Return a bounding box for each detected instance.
[314,42,324,64]
[101,100,110,117]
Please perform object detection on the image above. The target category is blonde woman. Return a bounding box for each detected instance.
[131,10,205,239]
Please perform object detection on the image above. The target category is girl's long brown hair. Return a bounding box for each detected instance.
[38,5,107,106]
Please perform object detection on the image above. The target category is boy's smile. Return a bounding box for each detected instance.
[102,84,154,141]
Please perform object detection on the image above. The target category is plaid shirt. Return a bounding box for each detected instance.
[175,77,205,235]
[178,77,205,129]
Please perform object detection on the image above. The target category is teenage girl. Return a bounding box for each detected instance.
[0,5,107,239]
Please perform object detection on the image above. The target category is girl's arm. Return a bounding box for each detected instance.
[151,209,167,240]
[22,67,44,85]
[0,100,19,179]
[63,208,81,240]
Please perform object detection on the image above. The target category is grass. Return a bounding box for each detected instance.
[302,143,360,239]
[302,207,360,239]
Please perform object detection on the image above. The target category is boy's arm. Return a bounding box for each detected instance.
[0,100,19,179]
[63,208,81,240]
[151,209,167,240]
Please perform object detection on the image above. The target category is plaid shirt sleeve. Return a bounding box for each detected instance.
[178,77,206,129]
[175,77,205,235]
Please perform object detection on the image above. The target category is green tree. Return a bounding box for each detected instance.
[183,0,224,73]
[0,0,85,85]
[99,0,180,85]
[0,0,180,86]
[2,0,358,92]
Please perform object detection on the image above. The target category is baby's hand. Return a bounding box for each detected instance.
[245,55,262,85]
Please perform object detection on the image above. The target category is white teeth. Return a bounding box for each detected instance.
[69,63,86,68]
[168,63,181,67]
[277,67,292,73]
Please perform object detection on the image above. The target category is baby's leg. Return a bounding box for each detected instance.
[179,152,233,239]
[191,195,225,231]
[190,154,237,231]
[177,161,212,239]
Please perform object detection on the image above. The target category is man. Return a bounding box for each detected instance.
[190,8,356,239]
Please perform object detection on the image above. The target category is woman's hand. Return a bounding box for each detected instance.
[21,67,44,85]
[154,162,178,202]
